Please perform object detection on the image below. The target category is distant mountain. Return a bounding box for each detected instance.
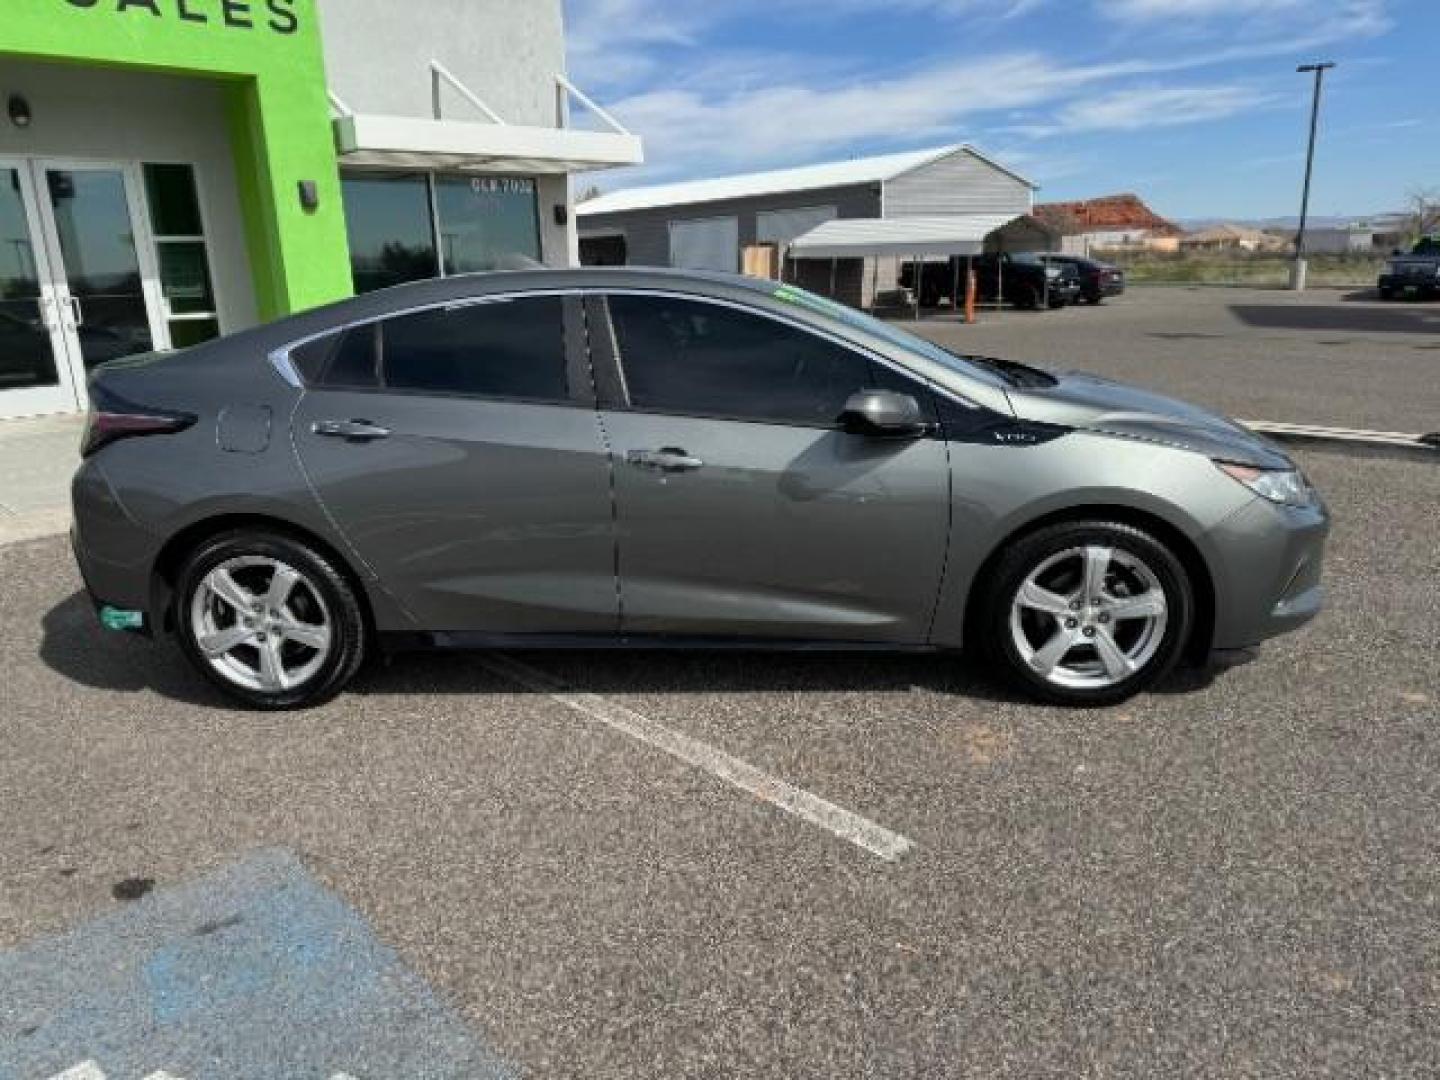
[1178,212,1404,232]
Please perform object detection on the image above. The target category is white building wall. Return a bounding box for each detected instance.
[0,58,257,333]
[317,0,565,127]
[883,149,1033,218]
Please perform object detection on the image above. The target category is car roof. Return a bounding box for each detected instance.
[213,266,1016,416]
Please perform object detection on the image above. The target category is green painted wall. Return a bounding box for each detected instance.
[1,0,353,321]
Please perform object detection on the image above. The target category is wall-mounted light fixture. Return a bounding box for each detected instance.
[8,95,33,129]
[553,204,569,227]
[297,179,319,212]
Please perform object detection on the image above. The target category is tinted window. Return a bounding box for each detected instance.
[434,176,541,273]
[380,297,568,402]
[340,173,438,294]
[289,325,379,389]
[607,295,875,426]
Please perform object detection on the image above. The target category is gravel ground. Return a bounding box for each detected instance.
[1,445,1437,1076]
[909,285,1440,435]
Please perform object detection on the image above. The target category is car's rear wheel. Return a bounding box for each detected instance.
[174,530,366,709]
[980,521,1193,706]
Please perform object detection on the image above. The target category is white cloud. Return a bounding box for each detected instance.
[1103,0,1305,19]
[566,0,1394,189]
[1007,82,1285,139]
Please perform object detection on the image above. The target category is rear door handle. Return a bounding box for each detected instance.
[626,447,704,473]
[312,418,392,441]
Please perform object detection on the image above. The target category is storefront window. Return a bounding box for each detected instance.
[340,173,438,294]
[434,176,540,274]
[342,171,542,293]
[142,163,219,347]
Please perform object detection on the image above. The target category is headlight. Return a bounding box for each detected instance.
[1216,462,1315,507]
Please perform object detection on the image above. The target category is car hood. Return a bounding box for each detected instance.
[1006,369,1293,468]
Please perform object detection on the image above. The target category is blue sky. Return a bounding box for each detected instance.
[564,0,1437,220]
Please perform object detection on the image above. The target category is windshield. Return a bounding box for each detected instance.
[1412,237,1440,255]
[768,283,1014,386]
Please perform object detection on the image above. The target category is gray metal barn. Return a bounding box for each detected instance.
[576,144,1038,308]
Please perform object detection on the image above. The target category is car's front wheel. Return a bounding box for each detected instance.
[980,521,1194,706]
[174,530,367,709]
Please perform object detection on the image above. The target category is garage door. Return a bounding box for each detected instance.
[669,216,739,272]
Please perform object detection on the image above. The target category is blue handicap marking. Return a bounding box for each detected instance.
[0,849,515,1080]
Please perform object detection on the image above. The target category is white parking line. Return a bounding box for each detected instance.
[481,654,915,862]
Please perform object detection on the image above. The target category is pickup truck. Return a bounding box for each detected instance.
[900,252,1081,310]
[1377,236,1440,300]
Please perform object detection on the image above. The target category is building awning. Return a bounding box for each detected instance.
[331,65,643,175]
[786,215,1023,258]
[334,115,643,174]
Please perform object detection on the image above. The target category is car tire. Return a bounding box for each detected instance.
[1378,287,1394,301]
[978,520,1194,706]
[174,529,367,710]
[1015,284,1041,310]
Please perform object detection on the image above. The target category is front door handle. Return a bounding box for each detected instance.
[312,418,392,441]
[626,447,704,473]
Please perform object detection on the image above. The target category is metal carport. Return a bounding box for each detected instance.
[784,213,1045,318]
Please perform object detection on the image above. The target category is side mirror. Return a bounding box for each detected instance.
[1392,248,1403,256]
[838,389,931,438]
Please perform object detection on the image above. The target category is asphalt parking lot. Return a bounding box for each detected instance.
[2,440,1437,1077]
[911,285,1440,435]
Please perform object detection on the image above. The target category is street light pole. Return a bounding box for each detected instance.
[1291,60,1335,291]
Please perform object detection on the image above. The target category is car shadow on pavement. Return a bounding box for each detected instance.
[39,590,231,709]
[41,589,1225,710]
[1228,302,1440,334]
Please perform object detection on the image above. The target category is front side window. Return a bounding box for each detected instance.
[606,294,876,426]
[379,296,568,402]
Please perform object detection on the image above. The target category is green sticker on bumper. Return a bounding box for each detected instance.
[100,606,145,631]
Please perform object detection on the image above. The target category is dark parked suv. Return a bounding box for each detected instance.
[901,253,1081,310]
[1377,237,1440,299]
[1041,254,1125,304]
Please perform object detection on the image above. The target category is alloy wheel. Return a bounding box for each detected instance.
[1008,544,1169,691]
[189,555,334,693]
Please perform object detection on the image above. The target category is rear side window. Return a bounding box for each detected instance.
[379,296,568,402]
[289,325,379,389]
[606,294,875,426]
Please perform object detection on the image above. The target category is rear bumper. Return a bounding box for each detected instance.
[70,459,160,631]
[1206,495,1330,650]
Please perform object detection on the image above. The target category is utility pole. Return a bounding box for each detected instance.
[1291,61,1335,291]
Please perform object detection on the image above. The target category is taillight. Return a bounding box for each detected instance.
[81,386,196,458]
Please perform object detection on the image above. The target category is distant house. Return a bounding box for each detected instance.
[1179,224,1285,253]
[1033,193,1181,254]
[1301,225,1385,255]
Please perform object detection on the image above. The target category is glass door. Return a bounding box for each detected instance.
[0,162,77,418]
[32,161,168,383]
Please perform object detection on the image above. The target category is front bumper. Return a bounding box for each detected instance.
[1206,494,1330,650]
[1379,273,1440,295]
